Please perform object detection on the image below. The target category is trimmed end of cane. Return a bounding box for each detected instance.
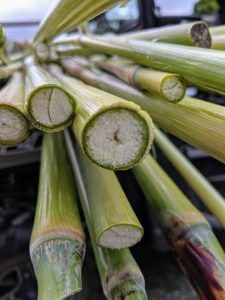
[161,75,186,102]
[190,21,212,48]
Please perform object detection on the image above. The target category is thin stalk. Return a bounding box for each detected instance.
[75,142,143,249]
[30,133,86,300]
[211,34,225,50]
[51,66,154,170]
[133,155,225,300]
[25,64,76,132]
[0,61,23,80]
[154,127,225,228]
[33,0,124,46]
[54,45,94,59]
[64,129,147,300]
[0,72,29,147]
[77,35,225,95]
[121,21,211,48]
[91,55,186,102]
[61,62,225,164]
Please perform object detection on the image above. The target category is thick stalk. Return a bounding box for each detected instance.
[154,127,225,228]
[33,0,124,46]
[121,21,211,48]
[75,142,143,249]
[77,35,225,95]
[30,133,86,300]
[210,25,225,36]
[25,64,76,132]
[0,72,29,147]
[64,129,147,300]
[51,66,154,170]
[61,62,225,164]
[211,34,225,50]
[133,155,225,300]
[91,55,186,102]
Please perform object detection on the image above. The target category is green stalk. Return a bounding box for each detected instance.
[211,34,225,50]
[64,129,147,300]
[75,142,143,249]
[25,64,76,132]
[33,0,124,46]
[210,25,225,36]
[77,35,225,95]
[133,155,225,300]
[0,72,29,147]
[30,133,86,300]
[0,61,23,80]
[61,62,225,164]
[154,127,225,228]
[51,66,154,170]
[91,55,186,102]
[54,45,94,59]
[121,21,211,48]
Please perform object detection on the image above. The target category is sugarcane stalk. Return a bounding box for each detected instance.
[64,129,148,300]
[25,63,76,132]
[54,45,94,59]
[33,0,124,46]
[0,72,29,147]
[133,155,225,300]
[211,34,225,50]
[61,61,225,164]
[75,141,143,249]
[210,25,225,36]
[76,35,225,95]
[51,65,154,170]
[91,55,186,102]
[154,127,225,228]
[121,21,211,48]
[30,132,86,300]
[0,61,23,80]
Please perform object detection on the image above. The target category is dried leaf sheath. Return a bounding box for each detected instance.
[30,133,85,300]
[133,155,225,300]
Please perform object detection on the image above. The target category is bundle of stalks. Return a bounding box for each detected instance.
[121,21,211,48]
[133,155,225,299]
[91,55,186,102]
[74,140,143,249]
[64,129,148,300]
[61,59,225,164]
[154,127,225,228]
[33,0,124,46]
[0,72,29,147]
[50,65,154,170]
[76,35,225,95]
[30,133,86,300]
[25,63,76,132]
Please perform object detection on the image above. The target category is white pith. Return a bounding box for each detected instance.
[0,107,27,144]
[85,109,147,168]
[162,77,184,101]
[31,87,73,127]
[99,225,142,249]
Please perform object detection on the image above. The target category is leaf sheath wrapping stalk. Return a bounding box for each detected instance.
[64,129,148,300]
[60,63,225,164]
[30,133,86,300]
[133,155,225,300]
[0,72,29,146]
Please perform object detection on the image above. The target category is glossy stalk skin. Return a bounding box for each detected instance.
[61,62,225,164]
[91,55,186,102]
[25,64,76,132]
[30,133,86,300]
[121,21,211,48]
[133,155,225,300]
[51,66,154,171]
[75,143,143,249]
[154,127,225,228]
[64,129,148,300]
[77,35,225,96]
[211,34,225,50]
[0,72,29,146]
[33,0,123,46]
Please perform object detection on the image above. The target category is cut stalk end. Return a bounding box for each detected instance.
[0,105,29,146]
[161,75,186,102]
[27,85,75,132]
[190,21,211,48]
[79,106,153,170]
[99,224,143,249]
[31,238,84,300]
